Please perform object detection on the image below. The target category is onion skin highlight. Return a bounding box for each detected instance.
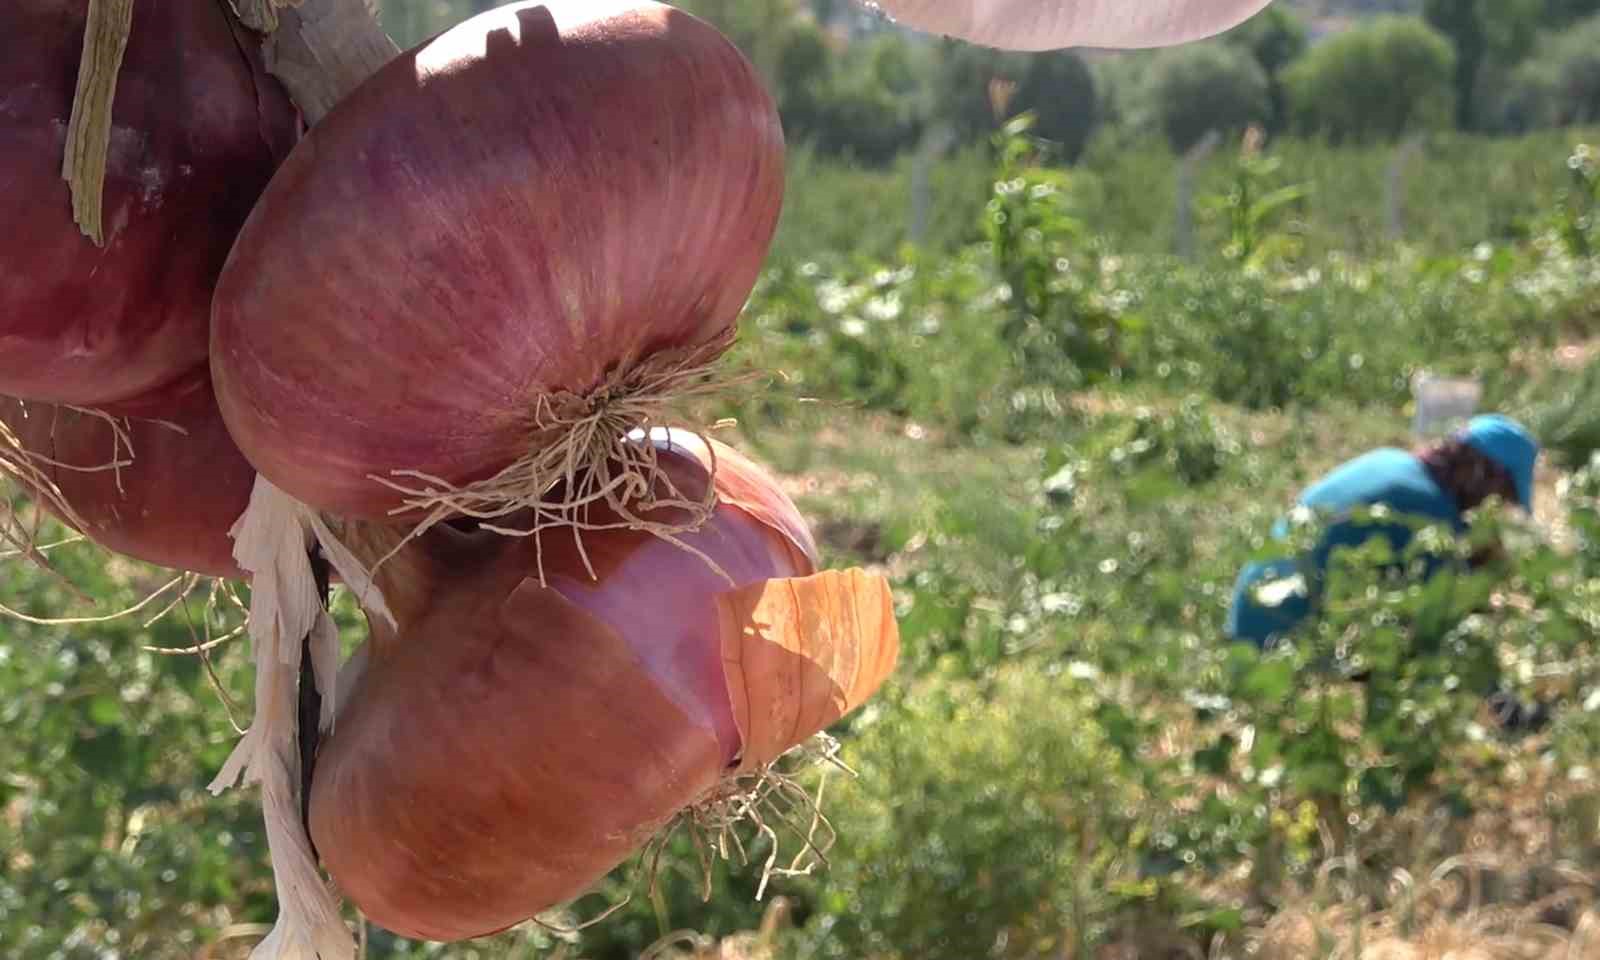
[0,0,297,408]
[865,0,1275,51]
[0,388,255,579]
[310,434,817,942]
[211,0,786,519]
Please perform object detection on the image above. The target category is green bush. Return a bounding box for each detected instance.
[793,668,1140,960]
[1284,16,1457,144]
[1093,398,1240,487]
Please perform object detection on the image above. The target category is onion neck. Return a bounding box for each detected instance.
[327,514,518,659]
[324,517,436,654]
[242,0,400,126]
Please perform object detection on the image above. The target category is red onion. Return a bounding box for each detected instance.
[211,0,785,527]
[0,0,297,408]
[864,0,1276,51]
[0,384,255,579]
[309,432,898,942]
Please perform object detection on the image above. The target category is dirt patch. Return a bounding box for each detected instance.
[811,516,887,564]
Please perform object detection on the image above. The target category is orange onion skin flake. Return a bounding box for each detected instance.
[0,387,256,579]
[210,0,786,519]
[309,435,817,942]
[0,0,297,408]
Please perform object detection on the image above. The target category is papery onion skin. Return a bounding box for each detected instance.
[310,434,815,942]
[0,386,256,579]
[0,0,297,408]
[210,0,786,519]
[866,0,1275,51]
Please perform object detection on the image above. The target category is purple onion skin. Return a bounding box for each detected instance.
[211,0,786,519]
[0,384,256,579]
[0,0,298,408]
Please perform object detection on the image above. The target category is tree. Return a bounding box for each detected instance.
[1011,52,1100,161]
[1423,0,1542,129]
[1283,16,1456,144]
[929,41,1014,144]
[1145,42,1271,153]
[1543,0,1600,27]
[774,18,833,121]
[1497,13,1600,130]
[1224,5,1309,132]
[773,24,924,165]
[925,44,1100,161]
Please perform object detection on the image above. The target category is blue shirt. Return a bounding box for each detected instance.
[1227,448,1463,648]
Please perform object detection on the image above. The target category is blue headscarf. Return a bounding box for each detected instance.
[1459,414,1538,511]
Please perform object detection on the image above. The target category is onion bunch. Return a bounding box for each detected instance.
[197,4,811,955]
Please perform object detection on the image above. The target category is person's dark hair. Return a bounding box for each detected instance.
[1416,436,1520,512]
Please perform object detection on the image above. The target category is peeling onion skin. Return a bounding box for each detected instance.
[211,0,786,519]
[0,387,256,579]
[0,0,297,408]
[311,434,816,942]
[865,0,1276,51]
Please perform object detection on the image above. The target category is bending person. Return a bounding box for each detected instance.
[1225,415,1542,725]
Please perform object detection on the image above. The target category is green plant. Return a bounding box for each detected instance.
[1558,143,1598,257]
[1526,355,1600,469]
[1200,128,1312,269]
[1090,398,1240,488]
[984,113,1123,392]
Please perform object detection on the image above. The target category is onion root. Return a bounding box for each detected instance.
[368,339,752,585]
[0,402,146,613]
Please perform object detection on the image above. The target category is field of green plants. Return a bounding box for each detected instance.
[4,119,1600,958]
